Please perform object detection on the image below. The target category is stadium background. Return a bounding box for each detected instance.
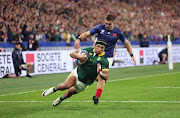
[0,0,179,49]
[0,0,179,76]
[0,0,180,118]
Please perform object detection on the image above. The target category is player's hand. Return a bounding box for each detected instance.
[77,53,87,63]
[131,56,136,66]
[97,63,101,74]
[74,39,80,49]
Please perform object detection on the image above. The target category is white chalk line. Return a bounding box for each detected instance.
[0,71,180,97]
[108,71,180,82]
[0,89,45,97]
[153,87,180,88]
[0,100,179,103]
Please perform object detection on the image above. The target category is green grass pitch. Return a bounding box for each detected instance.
[0,63,180,118]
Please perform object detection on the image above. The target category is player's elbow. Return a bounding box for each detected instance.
[124,40,131,46]
[70,52,76,58]
[70,52,73,58]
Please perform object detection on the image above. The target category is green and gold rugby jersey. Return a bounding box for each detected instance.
[77,47,109,85]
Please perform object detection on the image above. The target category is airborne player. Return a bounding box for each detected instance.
[42,39,109,106]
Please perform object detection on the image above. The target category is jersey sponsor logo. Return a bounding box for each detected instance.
[113,33,117,37]
[100,30,105,34]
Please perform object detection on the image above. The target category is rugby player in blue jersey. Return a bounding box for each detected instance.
[74,14,136,105]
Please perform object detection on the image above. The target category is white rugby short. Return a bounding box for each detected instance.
[70,67,88,93]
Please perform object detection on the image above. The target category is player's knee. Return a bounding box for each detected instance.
[63,84,72,89]
[26,62,32,67]
[68,89,74,94]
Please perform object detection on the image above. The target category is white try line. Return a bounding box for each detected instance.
[0,89,45,97]
[153,87,180,88]
[0,71,180,97]
[108,71,180,82]
[0,100,180,103]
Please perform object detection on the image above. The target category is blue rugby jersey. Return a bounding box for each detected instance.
[90,24,127,57]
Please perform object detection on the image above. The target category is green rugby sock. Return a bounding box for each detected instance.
[53,87,57,92]
[60,96,63,100]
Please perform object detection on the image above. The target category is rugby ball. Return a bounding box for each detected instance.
[21,64,28,70]
[75,50,88,65]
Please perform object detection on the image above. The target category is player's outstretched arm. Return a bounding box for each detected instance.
[124,40,136,66]
[74,31,91,49]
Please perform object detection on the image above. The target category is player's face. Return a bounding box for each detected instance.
[95,44,105,54]
[105,19,114,30]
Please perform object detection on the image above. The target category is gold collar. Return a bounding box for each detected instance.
[92,49,105,57]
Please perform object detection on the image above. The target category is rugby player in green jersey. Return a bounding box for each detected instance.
[42,39,109,106]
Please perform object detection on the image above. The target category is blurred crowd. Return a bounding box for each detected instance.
[0,0,179,45]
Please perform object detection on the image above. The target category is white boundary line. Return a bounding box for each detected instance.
[0,89,45,97]
[0,100,180,103]
[108,71,180,82]
[0,71,180,97]
[153,87,180,88]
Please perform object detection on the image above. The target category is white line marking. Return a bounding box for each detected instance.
[108,71,180,82]
[0,71,180,97]
[153,87,180,88]
[0,100,179,103]
[0,89,45,96]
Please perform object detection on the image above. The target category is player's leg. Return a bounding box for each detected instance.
[93,76,105,105]
[8,75,19,78]
[2,74,19,78]
[94,58,113,105]
[52,76,88,106]
[159,54,167,64]
[154,55,162,64]
[52,87,77,106]
[26,62,32,77]
[2,67,20,78]
[55,74,76,91]
[42,68,78,97]
[5,67,21,78]
[42,74,76,97]
[96,76,105,97]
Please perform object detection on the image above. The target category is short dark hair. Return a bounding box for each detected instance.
[106,14,116,21]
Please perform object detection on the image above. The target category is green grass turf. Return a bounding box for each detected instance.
[0,63,180,118]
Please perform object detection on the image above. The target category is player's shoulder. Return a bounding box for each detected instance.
[100,54,109,63]
[114,26,125,37]
[114,26,123,33]
[99,52,108,59]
